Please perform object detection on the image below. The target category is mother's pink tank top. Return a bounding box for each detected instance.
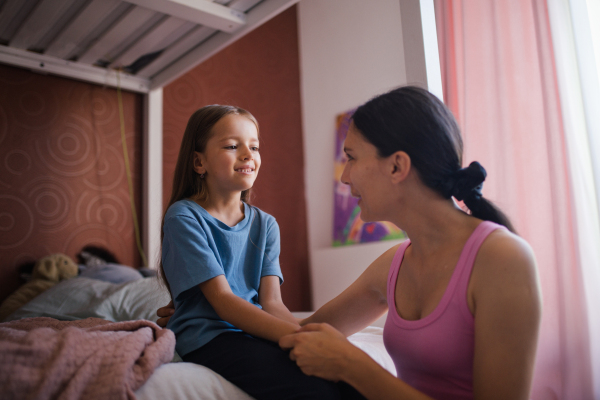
[383,221,505,400]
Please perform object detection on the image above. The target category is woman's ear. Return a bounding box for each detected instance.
[193,152,206,175]
[390,151,411,184]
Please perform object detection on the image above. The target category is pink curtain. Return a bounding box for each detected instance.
[434,1,593,399]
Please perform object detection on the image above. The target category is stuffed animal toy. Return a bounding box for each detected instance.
[0,253,78,321]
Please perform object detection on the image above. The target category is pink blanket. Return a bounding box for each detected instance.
[0,317,175,400]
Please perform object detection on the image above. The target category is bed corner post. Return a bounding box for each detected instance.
[143,88,163,270]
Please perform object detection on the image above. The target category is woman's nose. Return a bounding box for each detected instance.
[340,162,350,184]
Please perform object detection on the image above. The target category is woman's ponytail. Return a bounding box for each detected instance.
[468,197,516,233]
[440,161,516,233]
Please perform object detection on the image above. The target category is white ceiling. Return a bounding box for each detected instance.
[0,0,298,92]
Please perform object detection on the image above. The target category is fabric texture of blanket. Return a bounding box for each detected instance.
[0,317,175,400]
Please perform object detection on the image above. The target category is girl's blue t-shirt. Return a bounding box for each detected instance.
[162,199,283,357]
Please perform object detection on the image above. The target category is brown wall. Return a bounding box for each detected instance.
[163,6,311,310]
[0,64,143,302]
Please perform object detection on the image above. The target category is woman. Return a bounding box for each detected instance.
[159,86,542,400]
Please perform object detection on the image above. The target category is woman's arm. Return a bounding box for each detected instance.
[258,275,299,326]
[302,243,397,336]
[470,231,542,400]
[280,323,433,400]
[200,274,299,342]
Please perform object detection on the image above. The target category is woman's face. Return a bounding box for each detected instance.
[340,123,391,222]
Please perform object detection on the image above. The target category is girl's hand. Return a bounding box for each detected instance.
[156,300,175,327]
[279,323,357,382]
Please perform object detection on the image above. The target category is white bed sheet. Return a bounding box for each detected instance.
[136,363,255,400]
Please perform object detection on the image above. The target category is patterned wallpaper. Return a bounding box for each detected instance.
[0,5,309,310]
[163,6,311,310]
[0,64,143,302]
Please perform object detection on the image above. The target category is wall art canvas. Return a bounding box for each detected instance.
[333,110,407,246]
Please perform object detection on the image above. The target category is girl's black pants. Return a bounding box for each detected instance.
[182,331,367,400]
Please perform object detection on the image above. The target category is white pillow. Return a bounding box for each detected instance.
[5,277,170,322]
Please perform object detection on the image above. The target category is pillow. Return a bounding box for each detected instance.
[5,277,170,323]
[78,263,144,284]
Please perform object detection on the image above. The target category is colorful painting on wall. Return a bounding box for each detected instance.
[333,110,407,247]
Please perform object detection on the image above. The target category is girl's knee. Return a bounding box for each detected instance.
[289,376,340,400]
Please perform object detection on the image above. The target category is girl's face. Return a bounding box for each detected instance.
[195,114,261,196]
[341,123,391,222]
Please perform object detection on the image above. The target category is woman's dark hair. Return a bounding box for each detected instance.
[159,105,259,299]
[352,86,515,232]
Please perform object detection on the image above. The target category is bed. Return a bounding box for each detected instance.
[1,274,395,400]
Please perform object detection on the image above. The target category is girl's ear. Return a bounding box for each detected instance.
[390,151,411,184]
[193,152,206,175]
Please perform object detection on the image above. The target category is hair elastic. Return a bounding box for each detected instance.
[444,161,487,208]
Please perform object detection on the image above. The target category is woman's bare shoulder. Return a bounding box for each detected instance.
[473,228,539,294]
[480,228,535,266]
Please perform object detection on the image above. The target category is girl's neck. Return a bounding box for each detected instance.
[193,191,246,227]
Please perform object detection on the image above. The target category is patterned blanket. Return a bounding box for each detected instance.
[0,317,175,400]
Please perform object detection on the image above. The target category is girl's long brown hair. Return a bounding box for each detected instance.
[159,105,259,299]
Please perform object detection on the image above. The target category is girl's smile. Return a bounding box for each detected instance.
[235,165,255,174]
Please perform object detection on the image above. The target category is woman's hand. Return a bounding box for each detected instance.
[281,323,434,400]
[156,300,175,327]
[279,323,357,382]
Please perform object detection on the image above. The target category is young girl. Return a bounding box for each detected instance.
[160,105,365,400]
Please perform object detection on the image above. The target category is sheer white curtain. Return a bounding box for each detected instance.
[546,0,600,398]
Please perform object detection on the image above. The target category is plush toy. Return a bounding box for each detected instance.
[0,253,78,321]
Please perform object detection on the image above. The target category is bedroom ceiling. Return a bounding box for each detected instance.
[0,0,297,92]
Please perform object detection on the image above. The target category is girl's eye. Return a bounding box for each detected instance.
[251,147,260,152]
[225,145,237,150]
